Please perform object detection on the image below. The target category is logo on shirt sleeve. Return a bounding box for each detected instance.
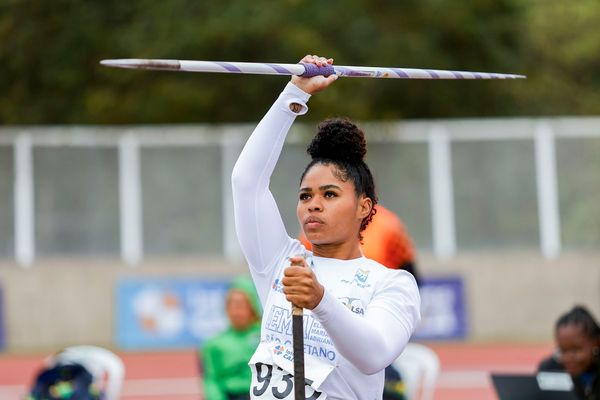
[339,297,366,316]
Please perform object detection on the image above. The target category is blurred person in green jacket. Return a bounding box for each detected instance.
[200,276,262,400]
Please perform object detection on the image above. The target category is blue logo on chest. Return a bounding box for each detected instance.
[341,268,372,288]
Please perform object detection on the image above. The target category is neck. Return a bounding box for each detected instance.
[311,240,362,260]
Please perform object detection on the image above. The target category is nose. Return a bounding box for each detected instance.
[308,197,322,212]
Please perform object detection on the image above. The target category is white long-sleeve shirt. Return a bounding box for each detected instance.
[232,82,420,400]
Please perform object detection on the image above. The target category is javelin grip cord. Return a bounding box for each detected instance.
[299,63,336,78]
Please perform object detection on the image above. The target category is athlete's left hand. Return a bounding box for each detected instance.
[282,256,325,310]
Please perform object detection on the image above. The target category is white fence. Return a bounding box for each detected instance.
[1,117,599,266]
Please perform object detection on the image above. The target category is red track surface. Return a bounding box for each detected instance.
[0,342,553,400]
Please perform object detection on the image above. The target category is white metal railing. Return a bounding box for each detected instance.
[118,133,142,265]
[2,117,600,266]
[534,123,561,259]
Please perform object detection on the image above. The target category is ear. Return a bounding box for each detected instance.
[357,195,373,220]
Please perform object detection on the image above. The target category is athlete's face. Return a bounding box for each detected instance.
[226,290,257,331]
[555,324,599,376]
[297,163,371,246]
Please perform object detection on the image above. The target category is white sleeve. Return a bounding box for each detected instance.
[231,82,311,278]
[311,270,421,375]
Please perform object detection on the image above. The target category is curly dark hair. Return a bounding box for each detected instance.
[300,117,378,240]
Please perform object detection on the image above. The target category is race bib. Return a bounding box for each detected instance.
[250,362,327,400]
[249,341,335,399]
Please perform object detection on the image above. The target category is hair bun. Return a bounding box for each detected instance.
[307,118,366,164]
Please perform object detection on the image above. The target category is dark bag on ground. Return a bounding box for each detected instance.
[28,363,103,400]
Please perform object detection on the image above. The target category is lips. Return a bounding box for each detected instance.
[304,216,324,229]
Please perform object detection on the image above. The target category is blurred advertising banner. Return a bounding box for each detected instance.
[413,277,468,340]
[116,276,467,349]
[116,278,230,349]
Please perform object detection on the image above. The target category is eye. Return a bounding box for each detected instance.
[299,193,311,201]
[324,191,337,198]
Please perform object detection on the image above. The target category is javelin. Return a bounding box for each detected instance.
[100,59,526,80]
[289,256,307,400]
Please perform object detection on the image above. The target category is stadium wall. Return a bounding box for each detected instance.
[0,252,598,352]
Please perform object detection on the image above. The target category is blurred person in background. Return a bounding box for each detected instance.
[28,345,124,400]
[200,276,262,400]
[538,305,600,400]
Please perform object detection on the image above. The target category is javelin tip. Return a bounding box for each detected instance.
[100,59,181,70]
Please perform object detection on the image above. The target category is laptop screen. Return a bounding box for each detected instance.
[491,372,579,400]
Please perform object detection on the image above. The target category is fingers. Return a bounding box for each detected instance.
[291,54,337,96]
[283,265,310,279]
[289,255,308,268]
[284,285,324,310]
[282,265,324,309]
[300,54,333,66]
[310,73,338,93]
[324,74,338,85]
[282,266,312,296]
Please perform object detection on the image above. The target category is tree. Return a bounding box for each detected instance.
[6,0,593,124]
